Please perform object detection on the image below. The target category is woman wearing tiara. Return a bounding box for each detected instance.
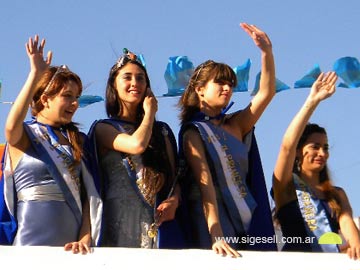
[1,35,102,254]
[88,49,182,248]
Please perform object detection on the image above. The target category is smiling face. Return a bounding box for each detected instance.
[298,132,329,173]
[114,62,148,114]
[40,80,80,126]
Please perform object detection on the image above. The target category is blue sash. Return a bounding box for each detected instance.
[26,121,102,245]
[293,174,339,252]
[1,122,102,246]
[25,122,83,225]
[179,118,276,250]
[88,118,185,248]
[92,118,155,209]
[191,121,257,233]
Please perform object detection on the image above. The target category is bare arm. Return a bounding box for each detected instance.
[64,197,92,254]
[183,129,240,257]
[337,188,360,260]
[232,23,275,136]
[272,72,337,209]
[96,93,157,155]
[5,35,52,147]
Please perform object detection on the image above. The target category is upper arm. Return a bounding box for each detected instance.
[337,187,353,218]
[231,93,274,136]
[182,129,213,188]
[272,144,297,210]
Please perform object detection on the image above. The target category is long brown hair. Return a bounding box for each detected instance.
[31,66,83,164]
[105,59,172,200]
[294,123,341,218]
[178,60,237,125]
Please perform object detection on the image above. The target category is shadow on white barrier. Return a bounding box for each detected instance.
[1,246,360,270]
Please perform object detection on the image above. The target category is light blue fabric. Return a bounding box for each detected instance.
[294,64,322,88]
[137,54,147,68]
[78,95,104,108]
[233,59,251,92]
[333,56,360,88]
[251,72,290,95]
[164,56,194,96]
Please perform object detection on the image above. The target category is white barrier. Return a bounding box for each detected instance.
[1,246,360,270]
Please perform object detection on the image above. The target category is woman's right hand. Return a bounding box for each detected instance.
[212,239,241,258]
[143,88,158,116]
[25,34,52,74]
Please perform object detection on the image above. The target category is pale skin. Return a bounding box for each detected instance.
[273,72,360,260]
[5,35,92,254]
[95,63,179,224]
[183,22,275,257]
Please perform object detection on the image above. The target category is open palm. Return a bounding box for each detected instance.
[26,35,52,73]
[310,72,337,102]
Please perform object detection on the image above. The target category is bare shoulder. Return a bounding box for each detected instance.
[333,186,348,197]
[334,186,349,201]
[182,127,202,144]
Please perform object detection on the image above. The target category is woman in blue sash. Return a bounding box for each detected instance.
[178,22,276,257]
[1,35,102,253]
[88,49,181,248]
[272,71,360,259]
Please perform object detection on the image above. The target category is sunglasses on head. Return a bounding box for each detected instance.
[44,65,70,93]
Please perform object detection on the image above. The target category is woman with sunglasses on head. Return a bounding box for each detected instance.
[178,23,277,257]
[272,72,360,259]
[88,49,181,248]
[1,35,102,253]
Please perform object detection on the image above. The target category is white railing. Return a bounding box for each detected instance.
[1,246,359,270]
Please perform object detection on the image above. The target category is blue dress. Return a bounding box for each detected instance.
[88,119,184,248]
[13,145,81,246]
[179,121,277,251]
[277,199,340,251]
[1,121,102,246]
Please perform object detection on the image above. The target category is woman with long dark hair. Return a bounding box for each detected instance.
[88,49,180,248]
[272,71,360,259]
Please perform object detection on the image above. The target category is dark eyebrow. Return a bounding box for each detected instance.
[120,71,145,76]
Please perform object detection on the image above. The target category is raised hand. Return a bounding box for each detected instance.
[143,88,158,116]
[25,35,52,73]
[240,22,272,53]
[309,72,337,102]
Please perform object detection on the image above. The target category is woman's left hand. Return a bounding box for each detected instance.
[64,240,91,254]
[240,22,272,53]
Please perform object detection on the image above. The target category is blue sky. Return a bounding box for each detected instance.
[1,0,360,216]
